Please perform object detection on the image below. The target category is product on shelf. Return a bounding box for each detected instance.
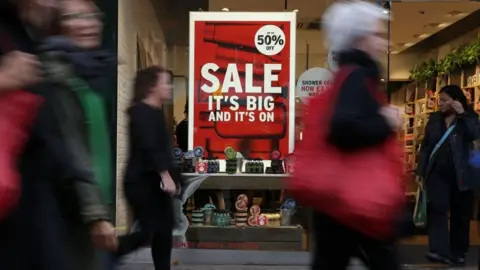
[225,146,238,174]
[196,159,206,173]
[245,160,264,174]
[206,159,220,173]
[194,146,206,173]
[182,150,196,173]
[193,146,204,158]
[247,215,257,226]
[264,213,281,226]
[235,195,249,227]
[172,148,183,168]
[192,209,204,226]
[249,205,261,216]
[267,150,285,174]
[224,147,237,160]
[235,199,248,212]
[235,211,248,227]
[256,214,268,226]
[284,154,295,174]
[203,203,216,225]
[213,210,231,227]
[279,199,296,226]
[282,199,296,209]
[237,194,248,203]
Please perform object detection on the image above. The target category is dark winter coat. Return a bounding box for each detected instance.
[417,111,480,190]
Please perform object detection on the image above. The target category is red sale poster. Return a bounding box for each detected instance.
[188,12,296,160]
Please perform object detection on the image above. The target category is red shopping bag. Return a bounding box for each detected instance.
[0,26,44,220]
[287,67,404,240]
[0,90,43,220]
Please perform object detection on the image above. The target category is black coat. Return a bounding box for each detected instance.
[327,49,393,151]
[417,111,480,190]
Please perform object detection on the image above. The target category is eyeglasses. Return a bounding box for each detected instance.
[61,12,103,21]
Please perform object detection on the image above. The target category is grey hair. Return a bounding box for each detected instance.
[322,0,388,52]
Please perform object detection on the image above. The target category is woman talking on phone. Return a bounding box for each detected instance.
[417,84,480,266]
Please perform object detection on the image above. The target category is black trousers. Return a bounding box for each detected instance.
[426,170,473,258]
[312,212,399,270]
[117,181,173,269]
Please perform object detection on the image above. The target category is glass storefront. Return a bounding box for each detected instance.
[115,0,480,265]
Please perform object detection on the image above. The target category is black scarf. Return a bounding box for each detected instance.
[38,36,116,80]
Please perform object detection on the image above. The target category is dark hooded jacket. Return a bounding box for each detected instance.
[417,109,480,190]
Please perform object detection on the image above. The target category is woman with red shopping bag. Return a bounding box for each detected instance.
[287,1,404,269]
[0,1,93,270]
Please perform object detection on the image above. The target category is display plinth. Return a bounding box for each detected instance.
[183,225,303,251]
[182,173,288,190]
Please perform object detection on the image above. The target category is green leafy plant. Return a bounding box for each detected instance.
[409,38,480,82]
[410,59,438,82]
[461,39,480,65]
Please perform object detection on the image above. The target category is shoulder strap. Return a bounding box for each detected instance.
[429,123,456,159]
[333,66,358,90]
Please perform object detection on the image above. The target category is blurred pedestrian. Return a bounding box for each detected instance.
[289,1,402,269]
[115,66,181,269]
[0,1,115,269]
[0,1,73,270]
[37,0,118,269]
[417,85,480,266]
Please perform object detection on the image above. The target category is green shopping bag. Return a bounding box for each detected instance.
[413,123,456,228]
[413,178,427,228]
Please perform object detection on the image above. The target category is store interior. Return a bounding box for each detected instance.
[119,0,480,253]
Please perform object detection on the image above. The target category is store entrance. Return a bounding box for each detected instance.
[118,0,480,266]
[387,0,480,267]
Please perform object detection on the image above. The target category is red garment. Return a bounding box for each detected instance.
[288,66,403,240]
[0,90,43,220]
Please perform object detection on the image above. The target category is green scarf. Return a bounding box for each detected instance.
[66,77,113,205]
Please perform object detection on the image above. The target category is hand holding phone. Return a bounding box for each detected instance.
[450,100,465,115]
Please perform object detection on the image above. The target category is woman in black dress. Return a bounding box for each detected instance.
[117,66,179,269]
[417,85,480,265]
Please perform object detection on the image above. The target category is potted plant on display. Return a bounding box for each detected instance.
[461,39,480,66]
[410,59,439,83]
[409,38,480,83]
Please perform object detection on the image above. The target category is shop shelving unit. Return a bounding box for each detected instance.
[181,173,308,251]
[460,65,480,111]
[402,79,437,193]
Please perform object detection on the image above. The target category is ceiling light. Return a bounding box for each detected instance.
[417,33,430,39]
[221,7,229,11]
[404,43,413,47]
[424,23,439,28]
[446,11,467,17]
[390,51,399,55]
[438,22,452,28]
[293,9,299,12]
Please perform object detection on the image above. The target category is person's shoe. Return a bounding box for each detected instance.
[450,256,466,266]
[425,252,451,264]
